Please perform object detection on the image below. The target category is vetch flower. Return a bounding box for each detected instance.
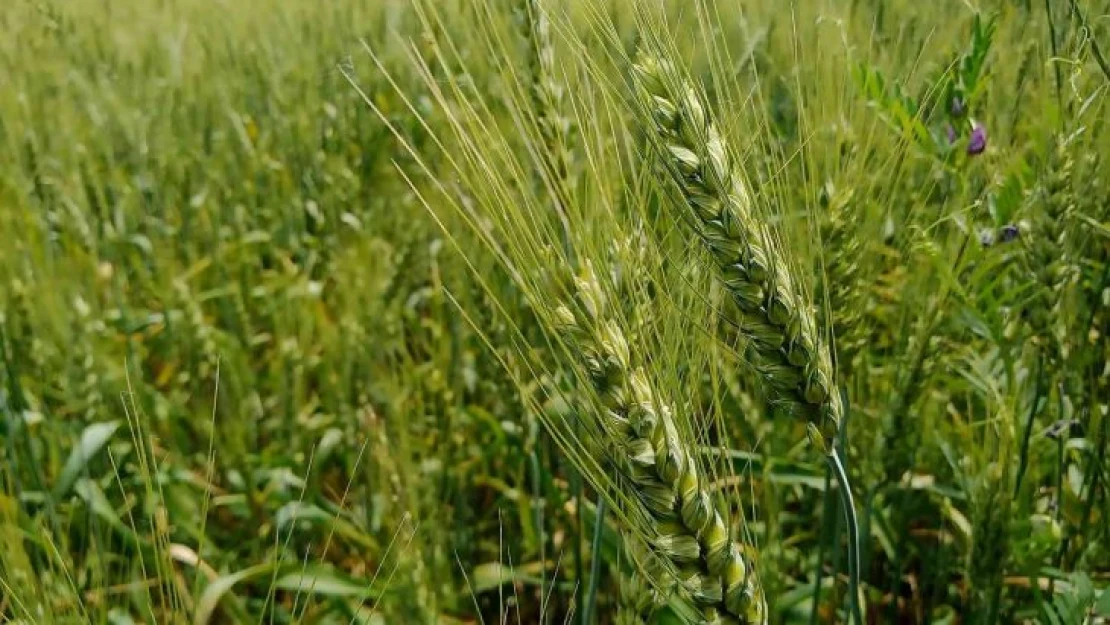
[946,124,957,144]
[967,123,987,155]
[999,224,1020,243]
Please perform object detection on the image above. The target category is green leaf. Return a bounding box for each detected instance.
[194,563,276,625]
[1096,586,1110,615]
[471,561,545,594]
[52,420,122,501]
[107,607,138,625]
[274,501,376,550]
[73,478,131,536]
[273,565,381,599]
[653,606,687,625]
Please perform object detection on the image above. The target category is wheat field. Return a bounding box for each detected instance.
[1,0,1108,623]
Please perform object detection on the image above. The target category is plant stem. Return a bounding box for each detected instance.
[530,443,547,598]
[809,464,835,625]
[1068,0,1110,83]
[1044,0,1065,120]
[830,449,863,625]
[1014,351,1045,496]
[582,498,606,625]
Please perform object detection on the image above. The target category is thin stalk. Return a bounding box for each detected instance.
[581,499,606,625]
[1014,351,1045,496]
[0,327,28,500]
[836,389,863,624]
[1057,406,1100,569]
[1055,385,1067,531]
[1044,0,1065,119]
[830,449,863,625]
[530,442,547,598]
[573,469,586,625]
[1069,0,1110,82]
[808,464,836,625]
[812,390,862,623]
[1051,414,1067,570]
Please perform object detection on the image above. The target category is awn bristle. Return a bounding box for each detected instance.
[556,263,767,625]
[632,55,842,453]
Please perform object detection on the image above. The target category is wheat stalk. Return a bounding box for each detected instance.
[555,262,767,625]
[632,54,842,454]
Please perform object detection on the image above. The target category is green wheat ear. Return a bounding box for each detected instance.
[631,53,842,454]
[631,47,868,623]
[556,262,768,625]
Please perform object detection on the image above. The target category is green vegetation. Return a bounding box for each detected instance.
[1,0,1107,623]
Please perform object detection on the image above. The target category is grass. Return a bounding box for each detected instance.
[1,0,1109,623]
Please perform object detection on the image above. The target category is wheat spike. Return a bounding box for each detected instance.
[518,0,576,264]
[521,0,572,189]
[556,263,767,625]
[632,54,842,453]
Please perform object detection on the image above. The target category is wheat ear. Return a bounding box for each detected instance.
[818,187,867,374]
[518,0,576,265]
[521,0,571,184]
[556,263,767,625]
[632,55,842,453]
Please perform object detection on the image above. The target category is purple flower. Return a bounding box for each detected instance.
[967,123,987,155]
[999,224,1020,243]
[946,124,957,144]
